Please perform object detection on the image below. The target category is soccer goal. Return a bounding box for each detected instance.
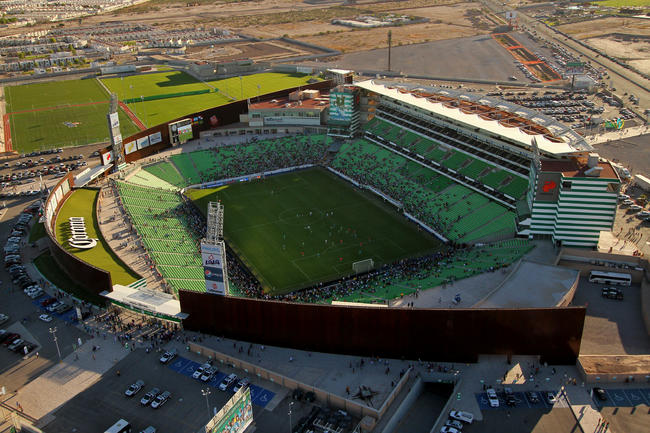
[352,258,375,274]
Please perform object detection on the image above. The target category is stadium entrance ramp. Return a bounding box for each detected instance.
[74,164,112,187]
[100,284,188,323]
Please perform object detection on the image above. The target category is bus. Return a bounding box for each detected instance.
[588,271,632,286]
[105,419,132,433]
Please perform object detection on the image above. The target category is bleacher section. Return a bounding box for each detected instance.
[332,239,534,304]
[365,117,530,201]
[115,181,205,294]
[331,139,516,243]
[142,161,186,187]
[163,135,332,187]
[128,169,178,191]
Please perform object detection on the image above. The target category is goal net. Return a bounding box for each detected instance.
[352,258,374,275]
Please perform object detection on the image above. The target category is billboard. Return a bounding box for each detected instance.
[124,140,137,155]
[109,112,119,129]
[205,387,253,433]
[329,90,358,122]
[168,118,193,146]
[149,131,162,145]
[177,124,193,143]
[136,136,150,150]
[201,242,227,295]
[101,151,114,166]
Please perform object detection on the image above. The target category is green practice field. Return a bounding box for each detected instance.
[55,188,140,286]
[593,0,650,7]
[4,78,139,152]
[101,71,319,127]
[187,168,441,295]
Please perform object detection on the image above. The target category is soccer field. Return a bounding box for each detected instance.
[187,168,441,295]
[101,71,320,127]
[4,78,140,152]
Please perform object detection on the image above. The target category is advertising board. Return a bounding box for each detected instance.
[201,241,227,295]
[124,141,137,155]
[136,136,150,150]
[205,387,253,433]
[149,131,162,145]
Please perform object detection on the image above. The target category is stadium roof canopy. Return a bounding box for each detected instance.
[101,284,188,322]
[356,80,593,157]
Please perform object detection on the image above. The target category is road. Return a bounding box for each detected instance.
[481,0,650,109]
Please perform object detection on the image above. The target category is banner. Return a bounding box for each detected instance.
[205,387,253,433]
[124,141,137,155]
[136,136,150,150]
[109,112,119,129]
[149,131,162,145]
[201,242,227,295]
[101,151,114,166]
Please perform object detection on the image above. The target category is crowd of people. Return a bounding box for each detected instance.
[180,135,330,185]
[331,140,480,241]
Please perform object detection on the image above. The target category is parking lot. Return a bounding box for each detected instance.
[461,407,581,433]
[572,278,649,356]
[475,390,568,411]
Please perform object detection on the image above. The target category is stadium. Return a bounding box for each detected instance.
[37,68,615,367]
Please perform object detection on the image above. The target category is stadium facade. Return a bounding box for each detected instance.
[354,80,620,247]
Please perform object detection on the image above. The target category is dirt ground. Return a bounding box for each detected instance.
[557,17,650,39]
[79,0,479,53]
[586,36,650,75]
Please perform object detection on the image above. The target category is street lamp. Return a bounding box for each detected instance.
[288,401,294,433]
[201,388,211,420]
[49,327,61,362]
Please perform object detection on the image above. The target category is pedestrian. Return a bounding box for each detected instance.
[35,352,39,358]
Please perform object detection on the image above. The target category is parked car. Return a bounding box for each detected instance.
[0,314,9,325]
[593,387,607,401]
[2,333,20,346]
[449,411,473,424]
[159,349,177,364]
[39,314,52,323]
[150,391,171,409]
[233,378,250,393]
[486,388,499,407]
[193,363,210,380]
[440,427,460,433]
[139,427,157,433]
[526,391,539,403]
[200,367,216,383]
[601,287,623,300]
[444,419,463,430]
[219,373,237,391]
[546,392,557,405]
[8,338,25,351]
[141,388,160,406]
[125,380,145,397]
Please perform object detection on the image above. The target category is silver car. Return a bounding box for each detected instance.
[125,380,145,397]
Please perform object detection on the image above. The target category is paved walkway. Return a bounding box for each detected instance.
[96,183,165,292]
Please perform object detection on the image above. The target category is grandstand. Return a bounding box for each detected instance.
[115,181,205,294]
[330,139,516,243]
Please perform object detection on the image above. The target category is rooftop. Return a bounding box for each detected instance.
[356,80,593,156]
[249,96,330,111]
[540,158,618,179]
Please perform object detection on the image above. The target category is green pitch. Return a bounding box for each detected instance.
[187,168,441,295]
[101,71,319,127]
[4,78,139,152]
[55,188,140,286]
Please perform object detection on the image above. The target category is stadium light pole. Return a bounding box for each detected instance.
[202,388,211,420]
[49,327,61,362]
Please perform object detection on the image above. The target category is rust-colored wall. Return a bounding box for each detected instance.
[122,80,333,163]
[179,291,586,364]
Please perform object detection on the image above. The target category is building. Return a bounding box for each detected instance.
[527,155,619,247]
[327,84,360,138]
[244,90,329,134]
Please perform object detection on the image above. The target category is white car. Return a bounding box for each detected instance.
[219,373,237,391]
[546,392,557,405]
[449,410,473,424]
[629,205,642,212]
[486,388,499,408]
[233,377,250,393]
[638,211,650,218]
[444,420,463,430]
[617,194,630,201]
[150,391,171,409]
[159,349,177,364]
[125,380,145,397]
[27,289,43,299]
[440,427,460,433]
[39,314,52,323]
[193,363,210,379]
[200,367,215,383]
[622,199,634,206]
[0,314,8,325]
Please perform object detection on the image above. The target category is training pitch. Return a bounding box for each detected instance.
[4,78,139,152]
[188,168,441,295]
